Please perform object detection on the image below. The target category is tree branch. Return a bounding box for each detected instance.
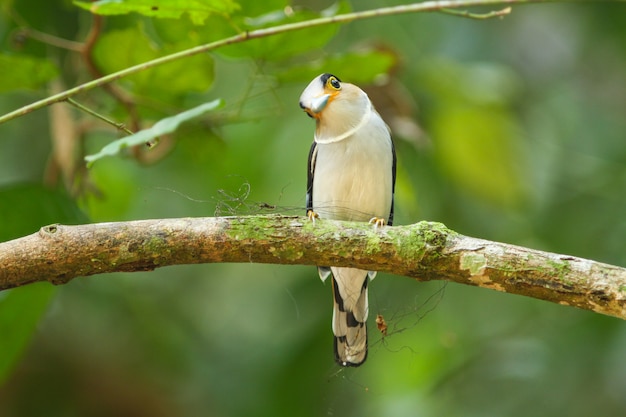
[1,0,623,124]
[1,216,625,320]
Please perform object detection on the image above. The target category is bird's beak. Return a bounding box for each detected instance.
[301,93,331,118]
[311,94,330,113]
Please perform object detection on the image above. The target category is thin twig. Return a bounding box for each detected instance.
[9,8,84,51]
[12,27,84,51]
[65,98,134,135]
[0,0,620,125]
[440,6,512,18]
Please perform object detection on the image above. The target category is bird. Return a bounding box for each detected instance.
[299,73,396,367]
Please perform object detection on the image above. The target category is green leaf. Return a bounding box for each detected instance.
[276,50,397,85]
[93,27,158,80]
[0,284,56,382]
[0,54,58,93]
[74,0,240,24]
[234,0,286,18]
[0,184,88,383]
[219,1,351,60]
[85,99,223,165]
[0,184,89,242]
[93,27,215,101]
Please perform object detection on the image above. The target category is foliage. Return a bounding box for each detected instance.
[0,184,87,382]
[75,0,241,24]
[0,54,58,93]
[1,0,626,416]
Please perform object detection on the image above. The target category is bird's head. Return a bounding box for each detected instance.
[299,73,372,142]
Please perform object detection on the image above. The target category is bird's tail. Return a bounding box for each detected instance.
[330,267,369,367]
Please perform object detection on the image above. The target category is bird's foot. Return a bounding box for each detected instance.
[369,217,386,229]
[307,209,319,224]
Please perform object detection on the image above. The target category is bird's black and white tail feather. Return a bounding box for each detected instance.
[324,266,370,366]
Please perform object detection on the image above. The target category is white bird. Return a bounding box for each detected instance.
[299,73,396,366]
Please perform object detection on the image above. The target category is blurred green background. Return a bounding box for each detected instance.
[1,0,626,416]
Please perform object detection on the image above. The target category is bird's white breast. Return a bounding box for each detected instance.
[312,111,393,222]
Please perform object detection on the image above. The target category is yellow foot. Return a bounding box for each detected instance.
[369,217,386,229]
[307,209,319,224]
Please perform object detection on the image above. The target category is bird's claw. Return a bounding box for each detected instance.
[307,209,319,224]
[369,217,386,229]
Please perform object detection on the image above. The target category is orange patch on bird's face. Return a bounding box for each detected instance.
[304,107,317,118]
[324,87,341,103]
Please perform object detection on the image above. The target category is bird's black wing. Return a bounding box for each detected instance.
[306,141,318,212]
[307,141,331,278]
[388,138,397,226]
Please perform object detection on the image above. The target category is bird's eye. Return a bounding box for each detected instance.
[327,76,341,90]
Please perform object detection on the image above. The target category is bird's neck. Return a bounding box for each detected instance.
[314,99,373,144]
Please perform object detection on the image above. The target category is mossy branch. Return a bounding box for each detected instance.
[1,215,625,320]
[1,0,624,124]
